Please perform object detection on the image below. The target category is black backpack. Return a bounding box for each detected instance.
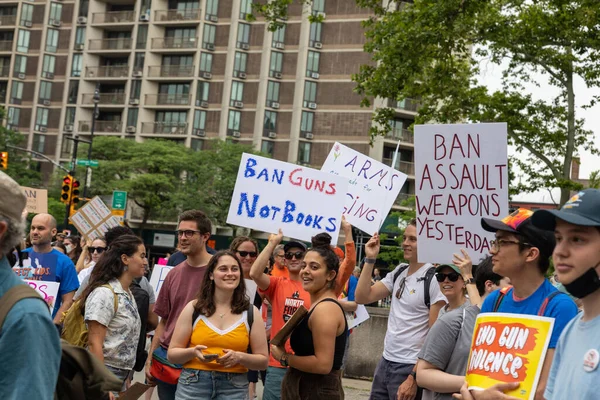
[131,278,150,372]
[392,264,437,308]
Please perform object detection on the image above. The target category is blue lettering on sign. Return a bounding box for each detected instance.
[238,193,259,217]
[244,158,258,178]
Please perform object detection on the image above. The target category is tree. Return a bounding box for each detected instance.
[0,118,42,187]
[259,0,600,205]
[588,170,600,189]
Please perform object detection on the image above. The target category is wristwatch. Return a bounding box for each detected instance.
[465,277,475,285]
[410,370,417,380]
[280,353,290,367]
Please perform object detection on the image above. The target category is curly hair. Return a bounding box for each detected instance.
[309,232,340,288]
[194,250,249,318]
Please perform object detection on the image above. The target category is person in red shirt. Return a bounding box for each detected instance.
[270,245,289,279]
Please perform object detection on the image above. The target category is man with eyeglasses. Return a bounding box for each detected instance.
[270,244,289,278]
[146,210,214,400]
[356,219,447,400]
[455,209,578,400]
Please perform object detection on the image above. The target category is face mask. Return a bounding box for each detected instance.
[563,263,600,299]
[65,244,73,253]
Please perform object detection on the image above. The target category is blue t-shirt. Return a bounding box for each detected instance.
[481,279,578,348]
[347,275,358,302]
[0,256,61,399]
[545,313,599,400]
[23,248,79,317]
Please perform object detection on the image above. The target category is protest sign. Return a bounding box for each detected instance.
[227,153,348,243]
[21,186,48,214]
[69,196,121,241]
[13,250,58,281]
[413,123,508,264]
[149,264,174,299]
[465,313,554,400]
[321,142,408,235]
[24,279,59,312]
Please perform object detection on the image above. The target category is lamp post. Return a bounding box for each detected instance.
[83,83,100,199]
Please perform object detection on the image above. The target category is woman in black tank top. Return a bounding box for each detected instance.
[271,232,348,400]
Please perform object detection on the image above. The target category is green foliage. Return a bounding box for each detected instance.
[378,196,416,267]
[588,170,600,189]
[0,116,42,187]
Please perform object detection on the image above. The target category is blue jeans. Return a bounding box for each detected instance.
[157,380,178,400]
[370,358,422,400]
[263,366,287,400]
[175,368,249,400]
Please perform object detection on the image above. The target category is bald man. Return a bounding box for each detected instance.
[22,213,79,324]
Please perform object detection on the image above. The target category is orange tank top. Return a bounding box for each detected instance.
[184,312,250,373]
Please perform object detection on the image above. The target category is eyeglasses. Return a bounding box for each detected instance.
[176,230,201,238]
[435,272,461,283]
[274,253,285,258]
[285,251,305,260]
[237,251,258,258]
[396,277,407,299]
[89,247,106,254]
[490,239,532,252]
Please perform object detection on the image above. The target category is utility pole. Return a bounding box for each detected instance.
[64,136,91,227]
[83,84,100,199]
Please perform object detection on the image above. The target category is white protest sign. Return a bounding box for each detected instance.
[24,279,59,313]
[414,123,509,264]
[149,265,174,299]
[321,142,408,235]
[69,196,121,241]
[227,153,348,243]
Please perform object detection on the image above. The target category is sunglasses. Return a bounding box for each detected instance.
[89,247,106,254]
[237,251,257,258]
[285,251,305,260]
[435,272,461,283]
[396,277,407,299]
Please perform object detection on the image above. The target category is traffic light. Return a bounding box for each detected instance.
[61,175,73,204]
[0,152,7,170]
[71,179,81,205]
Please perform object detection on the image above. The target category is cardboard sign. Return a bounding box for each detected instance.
[466,313,554,400]
[227,153,348,243]
[69,196,121,241]
[149,264,175,300]
[413,123,509,264]
[21,186,48,214]
[321,142,408,235]
[24,279,59,313]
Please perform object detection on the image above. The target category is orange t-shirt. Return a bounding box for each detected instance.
[271,265,289,279]
[259,276,310,368]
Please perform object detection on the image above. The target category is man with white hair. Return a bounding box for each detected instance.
[0,171,61,399]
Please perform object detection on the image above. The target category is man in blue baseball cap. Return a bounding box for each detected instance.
[531,189,600,400]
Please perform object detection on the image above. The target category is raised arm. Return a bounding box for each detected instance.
[453,249,482,307]
[354,233,392,305]
[250,230,283,291]
[335,217,356,297]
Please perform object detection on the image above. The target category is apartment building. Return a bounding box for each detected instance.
[2,0,416,205]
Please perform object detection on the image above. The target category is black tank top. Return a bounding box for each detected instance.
[289,298,348,371]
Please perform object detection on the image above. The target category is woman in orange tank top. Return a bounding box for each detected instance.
[168,251,269,400]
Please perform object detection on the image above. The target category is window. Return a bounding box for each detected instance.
[272,25,285,47]
[14,55,26,75]
[17,29,30,53]
[46,29,59,53]
[205,0,219,20]
[155,111,187,133]
[240,0,252,19]
[203,24,216,49]
[67,80,79,103]
[130,80,142,100]
[266,81,280,106]
[39,81,52,102]
[199,52,213,73]
[298,142,311,164]
[7,107,20,128]
[42,55,56,78]
[261,140,274,156]
[303,81,317,107]
[136,25,148,49]
[269,52,283,77]
[191,138,203,151]
[65,107,76,125]
[75,27,86,47]
[227,110,241,132]
[78,0,89,17]
[20,4,33,26]
[309,22,322,46]
[230,81,244,106]
[71,54,82,77]
[237,23,250,48]
[301,111,314,133]
[193,109,206,133]
[306,51,320,76]
[127,108,138,127]
[140,0,150,16]
[35,108,49,130]
[158,83,190,104]
[233,52,247,76]
[10,81,23,103]
[134,52,145,73]
[33,134,46,153]
[196,81,209,104]
[49,2,63,24]
[312,0,325,14]
[264,110,277,131]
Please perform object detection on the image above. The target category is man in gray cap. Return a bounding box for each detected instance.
[0,171,61,399]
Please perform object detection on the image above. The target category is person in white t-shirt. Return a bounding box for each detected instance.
[355,219,447,400]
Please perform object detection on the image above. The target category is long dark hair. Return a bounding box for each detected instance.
[194,250,249,318]
[81,235,143,313]
[309,233,340,287]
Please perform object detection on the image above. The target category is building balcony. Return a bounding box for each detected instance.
[88,38,132,52]
[382,159,415,176]
[0,40,12,52]
[81,93,125,105]
[385,128,413,144]
[147,65,194,78]
[154,9,201,23]
[388,97,420,113]
[141,122,188,135]
[151,37,197,50]
[92,11,135,24]
[79,120,123,133]
[0,15,16,26]
[85,65,129,79]
[0,65,9,78]
[144,93,191,106]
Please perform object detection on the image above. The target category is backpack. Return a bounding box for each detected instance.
[61,284,117,347]
[0,284,123,400]
[192,302,254,352]
[392,263,437,308]
[492,286,563,316]
[130,278,150,372]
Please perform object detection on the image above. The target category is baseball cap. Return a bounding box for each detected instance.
[532,189,600,231]
[0,171,26,221]
[435,264,462,275]
[283,241,307,253]
[481,208,556,257]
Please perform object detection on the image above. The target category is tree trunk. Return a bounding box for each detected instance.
[139,207,151,237]
[561,51,575,207]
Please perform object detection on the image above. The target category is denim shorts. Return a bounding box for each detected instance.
[175,368,249,400]
[105,365,130,398]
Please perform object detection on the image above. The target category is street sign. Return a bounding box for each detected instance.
[76,159,99,167]
[112,191,128,210]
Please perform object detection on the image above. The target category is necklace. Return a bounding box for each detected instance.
[219,312,225,318]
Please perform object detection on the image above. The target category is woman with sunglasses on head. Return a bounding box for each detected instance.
[76,238,108,282]
[167,250,269,400]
